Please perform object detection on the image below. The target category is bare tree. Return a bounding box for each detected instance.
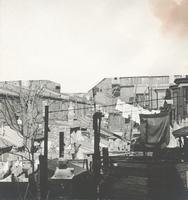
[0,81,46,172]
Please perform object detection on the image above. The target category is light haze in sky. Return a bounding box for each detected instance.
[0,0,188,92]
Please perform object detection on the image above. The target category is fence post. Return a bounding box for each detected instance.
[102,147,109,173]
[39,155,48,200]
[59,132,64,158]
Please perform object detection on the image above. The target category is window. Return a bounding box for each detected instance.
[55,85,61,90]
[165,89,171,99]
[112,84,120,97]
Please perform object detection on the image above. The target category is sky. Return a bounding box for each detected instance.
[0,0,188,93]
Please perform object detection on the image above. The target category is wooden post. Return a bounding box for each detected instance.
[102,147,109,173]
[44,106,49,161]
[93,112,103,177]
[179,137,182,148]
[85,159,89,171]
[40,105,49,200]
[59,132,64,158]
[93,112,100,177]
[39,155,47,200]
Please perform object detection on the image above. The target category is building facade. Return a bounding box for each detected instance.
[88,76,170,111]
[0,80,94,159]
[169,76,188,124]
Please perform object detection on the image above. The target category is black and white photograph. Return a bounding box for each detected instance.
[0,0,188,199]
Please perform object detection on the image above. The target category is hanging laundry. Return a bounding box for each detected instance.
[139,112,170,149]
[167,126,178,148]
[115,99,160,124]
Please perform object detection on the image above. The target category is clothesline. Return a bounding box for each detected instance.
[49,94,179,113]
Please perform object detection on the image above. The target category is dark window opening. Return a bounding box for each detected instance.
[112,84,120,97]
[56,85,61,90]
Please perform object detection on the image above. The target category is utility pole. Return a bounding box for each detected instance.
[93,111,103,177]
[40,105,49,200]
[92,111,104,198]
[44,105,49,161]
[102,147,109,173]
[92,87,97,112]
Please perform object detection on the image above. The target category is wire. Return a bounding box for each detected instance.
[49,95,179,114]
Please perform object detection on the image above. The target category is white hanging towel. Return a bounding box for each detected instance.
[167,127,178,148]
